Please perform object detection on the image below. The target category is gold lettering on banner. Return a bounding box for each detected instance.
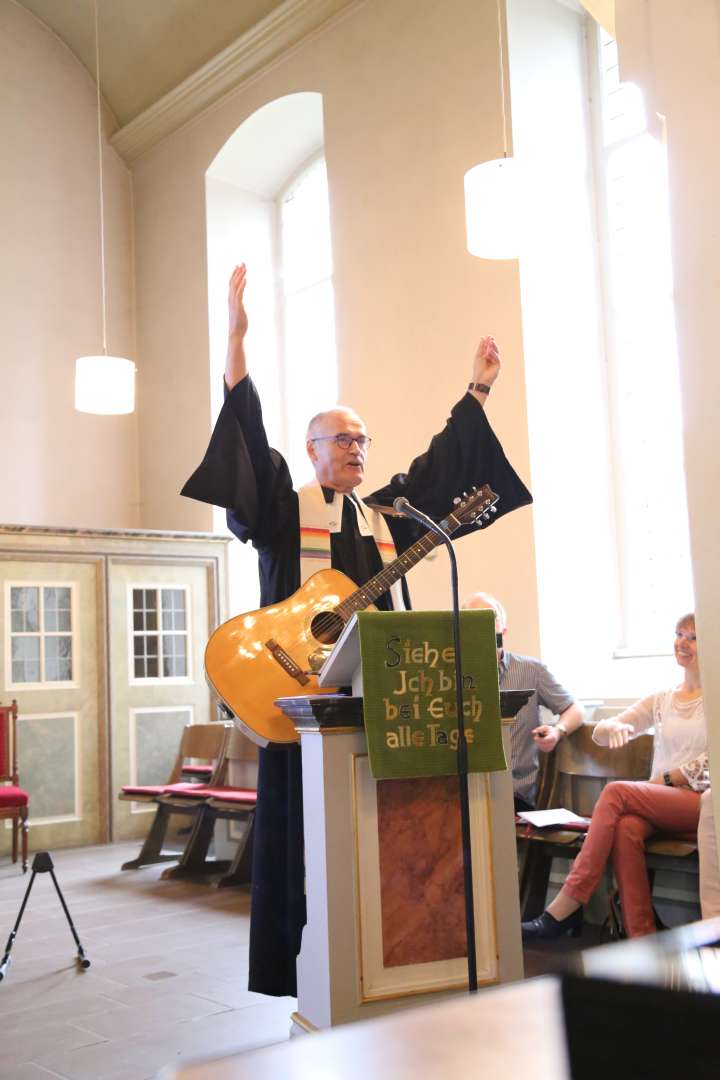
[380,629,489,754]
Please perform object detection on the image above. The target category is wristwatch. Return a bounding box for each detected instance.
[555,722,568,738]
[663,771,673,786]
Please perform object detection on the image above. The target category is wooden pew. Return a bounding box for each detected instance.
[159,728,258,887]
[118,722,232,870]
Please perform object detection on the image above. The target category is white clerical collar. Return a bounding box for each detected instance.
[319,485,372,536]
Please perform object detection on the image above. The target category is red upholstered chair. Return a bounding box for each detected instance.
[0,700,29,872]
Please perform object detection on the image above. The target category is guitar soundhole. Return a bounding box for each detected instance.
[311,610,345,645]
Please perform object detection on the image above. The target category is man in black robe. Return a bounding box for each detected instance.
[182,263,532,997]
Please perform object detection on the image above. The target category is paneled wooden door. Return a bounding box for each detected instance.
[0,557,106,852]
[109,559,216,842]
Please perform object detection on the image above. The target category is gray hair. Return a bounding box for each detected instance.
[463,590,507,631]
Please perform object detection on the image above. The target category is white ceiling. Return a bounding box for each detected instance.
[14,0,287,126]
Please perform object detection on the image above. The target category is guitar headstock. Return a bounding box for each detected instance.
[445,485,499,532]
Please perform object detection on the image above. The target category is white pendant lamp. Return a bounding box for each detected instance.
[75,0,135,415]
[464,0,519,260]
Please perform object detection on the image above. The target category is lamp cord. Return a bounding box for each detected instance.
[93,0,108,355]
[496,0,508,158]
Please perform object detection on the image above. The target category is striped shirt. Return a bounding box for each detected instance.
[499,650,575,806]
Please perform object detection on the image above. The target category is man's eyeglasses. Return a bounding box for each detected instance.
[310,434,372,450]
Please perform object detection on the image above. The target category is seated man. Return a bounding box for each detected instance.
[464,591,583,811]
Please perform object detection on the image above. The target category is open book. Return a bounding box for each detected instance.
[517,808,591,829]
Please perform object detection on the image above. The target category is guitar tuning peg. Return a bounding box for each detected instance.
[490,505,497,513]
[471,485,477,493]
[453,496,461,505]
[462,491,468,499]
[482,512,490,521]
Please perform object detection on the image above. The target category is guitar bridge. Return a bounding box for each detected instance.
[265,639,310,687]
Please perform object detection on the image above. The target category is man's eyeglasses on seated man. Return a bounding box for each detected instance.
[310,434,372,450]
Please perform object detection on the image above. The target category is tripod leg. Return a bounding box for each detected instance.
[48,870,91,969]
[21,807,29,873]
[0,871,38,981]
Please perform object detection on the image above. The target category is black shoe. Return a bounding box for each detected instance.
[521,908,583,941]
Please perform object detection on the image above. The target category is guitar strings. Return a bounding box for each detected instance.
[309,490,492,638]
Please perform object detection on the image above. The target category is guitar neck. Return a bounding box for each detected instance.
[335,526,446,619]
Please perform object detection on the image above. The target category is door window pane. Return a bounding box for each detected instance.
[11,587,39,633]
[11,636,41,683]
[45,636,73,682]
[44,587,72,632]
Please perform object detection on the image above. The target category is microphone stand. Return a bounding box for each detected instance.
[393,498,477,993]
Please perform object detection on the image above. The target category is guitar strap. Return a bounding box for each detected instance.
[298,482,405,609]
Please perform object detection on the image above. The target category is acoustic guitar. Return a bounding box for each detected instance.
[205,486,498,745]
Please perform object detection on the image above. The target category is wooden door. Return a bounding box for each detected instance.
[0,557,106,852]
[108,560,215,841]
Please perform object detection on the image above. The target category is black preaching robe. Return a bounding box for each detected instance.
[182,375,532,997]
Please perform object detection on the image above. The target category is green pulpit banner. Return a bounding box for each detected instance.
[358,610,506,780]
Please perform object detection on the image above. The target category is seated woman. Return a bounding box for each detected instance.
[522,612,707,940]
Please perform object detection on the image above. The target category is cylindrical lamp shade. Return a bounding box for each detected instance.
[75,355,136,415]
[464,157,520,260]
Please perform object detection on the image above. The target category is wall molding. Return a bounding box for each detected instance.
[111,0,359,163]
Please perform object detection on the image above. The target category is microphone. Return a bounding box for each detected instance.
[392,496,441,531]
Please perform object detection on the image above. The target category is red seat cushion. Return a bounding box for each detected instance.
[181,764,213,776]
[160,784,211,800]
[0,785,29,807]
[120,782,199,797]
[203,787,257,804]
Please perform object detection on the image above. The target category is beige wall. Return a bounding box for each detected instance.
[131,0,540,654]
[0,1,139,529]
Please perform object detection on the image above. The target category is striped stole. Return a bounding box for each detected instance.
[297,482,404,609]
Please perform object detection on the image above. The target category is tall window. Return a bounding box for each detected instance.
[594,28,693,653]
[278,156,338,484]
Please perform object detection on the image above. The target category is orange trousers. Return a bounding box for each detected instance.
[563,780,701,937]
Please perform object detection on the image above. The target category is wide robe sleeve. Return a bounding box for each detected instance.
[367,392,532,551]
[181,376,297,551]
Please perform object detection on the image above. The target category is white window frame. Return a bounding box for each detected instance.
[128,704,194,814]
[4,581,80,691]
[127,584,193,686]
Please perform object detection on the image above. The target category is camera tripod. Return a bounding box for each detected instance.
[0,851,90,982]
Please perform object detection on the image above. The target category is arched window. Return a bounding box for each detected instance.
[205,94,338,612]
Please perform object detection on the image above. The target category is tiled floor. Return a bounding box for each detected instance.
[0,842,602,1079]
[0,844,295,1080]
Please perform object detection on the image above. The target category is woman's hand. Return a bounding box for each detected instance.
[607,721,634,748]
[593,718,635,748]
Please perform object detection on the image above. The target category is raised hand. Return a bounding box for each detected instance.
[225,263,249,389]
[228,263,248,340]
[472,335,501,389]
